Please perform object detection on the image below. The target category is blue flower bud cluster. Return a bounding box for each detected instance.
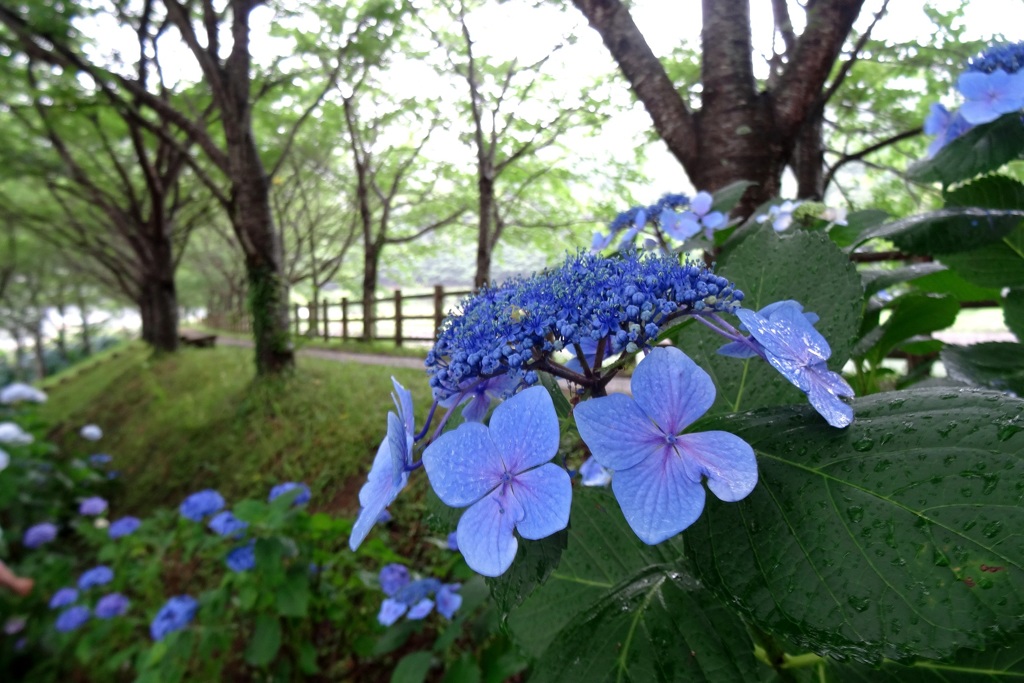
[426,251,743,399]
[967,41,1024,74]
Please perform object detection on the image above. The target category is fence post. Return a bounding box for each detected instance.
[293,304,301,335]
[322,300,329,341]
[394,289,403,347]
[433,285,444,336]
[341,298,349,341]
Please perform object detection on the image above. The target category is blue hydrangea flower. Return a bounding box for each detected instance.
[150,595,198,641]
[407,598,434,620]
[718,300,820,359]
[88,453,112,466]
[423,386,572,577]
[442,373,522,423]
[967,41,1024,75]
[55,605,90,632]
[563,336,625,376]
[108,516,141,539]
[48,587,78,609]
[446,531,459,551]
[79,496,108,516]
[436,584,462,619]
[23,522,57,548]
[579,457,612,487]
[427,251,742,400]
[179,489,225,522]
[923,104,975,157]
[379,564,410,596]
[0,448,7,472]
[349,379,414,551]
[0,422,33,446]
[734,302,855,428]
[756,200,801,232]
[0,382,47,404]
[957,69,1024,124]
[78,566,114,590]
[268,482,311,505]
[661,191,726,241]
[574,347,758,544]
[79,424,103,441]
[208,511,248,538]
[95,593,130,619]
[378,598,408,626]
[226,541,256,572]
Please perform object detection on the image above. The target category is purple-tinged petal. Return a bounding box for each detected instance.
[387,412,409,489]
[579,457,612,486]
[510,463,571,540]
[436,584,462,619]
[391,378,414,437]
[422,422,503,507]
[378,598,407,626]
[804,363,855,428]
[456,488,524,577]
[736,305,830,366]
[702,211,726,230]
[574,393,667,471]
[631,347,715,434]
[924,103,950,136]
[676,431,758,502]
[407,598,434,620]
[379,564,410,597]
[716,340,760,359]
[611,451,707,545]
[460,392,492,423]
[350,436,408,551]
[691,191,713,215]
[487,386,559,474]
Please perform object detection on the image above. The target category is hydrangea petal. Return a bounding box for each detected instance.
[487,386,559,474]
[677,431,758,502]
[717,340,760,359]
[391,378,414,436]
[691,191,713,215]
[378,598,407,626]
[579,456,612,486]
[407,598,434,620]
[436,584,462,619]
[350,436,407,551]
[631,347,715,434]
[422,422,504,507]
[456,488,524,577]
[611,451,707,544]
[509,463,571,540]
[574,393,667,471]
[804,364,855,428]
[737,304,830,365]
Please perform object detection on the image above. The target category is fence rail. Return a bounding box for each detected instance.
[204,285,473,347]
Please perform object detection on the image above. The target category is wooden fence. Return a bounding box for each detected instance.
[205,285,473,347]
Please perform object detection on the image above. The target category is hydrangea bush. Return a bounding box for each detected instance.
[349,42,1024,681]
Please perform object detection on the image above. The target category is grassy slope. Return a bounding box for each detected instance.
[37,344,434,516]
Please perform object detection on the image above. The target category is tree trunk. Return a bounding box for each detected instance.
[231,140,294,374]
[31,321,46,379]
[139,276,180,353]
[361,242,379,342]
[307,287,320,338]
[76,285,92,356]
[791,114,826,200]
[474,172,495,290]
[55,301,69,361]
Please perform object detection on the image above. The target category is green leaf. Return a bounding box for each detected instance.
[440,656,482,683]
[537,370,572,420]
[675,228,863,415]
[1005,288,1024,340]
[710,179,756,215]
[508,488,768,682]
[391,651,433,683]
[855,208,1024,255]
[487,527,567,615]
[822,633,1024,680]
[911,269,1001,303]
[254,538,285,584]
[907,114,1024,185]
[939,225,1024,288]
[861,263,948,297]
[688,388,1024,663]
[862,293,959,365]
[275,568,310,617]
[831,209,891,249]
[941,342,1024,396]
[945,174,1024,211]
[244,614,281,667]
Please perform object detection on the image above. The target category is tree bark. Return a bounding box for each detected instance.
[474,172,495,290]
[361,243,379,342]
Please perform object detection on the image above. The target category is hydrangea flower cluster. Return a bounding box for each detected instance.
[0,422,33,446]
[150,595,198,641]
[350,233,855,578]
[108,516,141,539]
[593,192,729,252]
[179,489,225,521]
[79,424,103,441]
[426,251,743,401]
[79,496,108,516]
[268,481,311,505]
[0,382,47,404]
[376,563,461,626]
[23,522,57,548]
[925,41,1024,156]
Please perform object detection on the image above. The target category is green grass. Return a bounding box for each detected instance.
[37,345,434,516]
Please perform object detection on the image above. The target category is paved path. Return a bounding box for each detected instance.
[214,334,633,394]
